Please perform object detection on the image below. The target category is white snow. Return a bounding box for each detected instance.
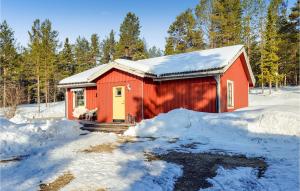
[125,86,300,190]
[4,101,66,124]
[1,87,299,191]
[115,45,244,75]
[59,64,107,84]
[59,45,244,84]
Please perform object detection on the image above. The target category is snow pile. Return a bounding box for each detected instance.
[125,108,300,139]
[0,117,82,159]
[201,167,266,191]
[125,87,300,139]
[7,101,65,123]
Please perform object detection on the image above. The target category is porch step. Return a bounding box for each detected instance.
[79,121,133,134]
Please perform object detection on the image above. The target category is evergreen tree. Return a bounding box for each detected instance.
[148,46,162,58]
[115,12,148,60]
[260,0,281,94]
[0,20,18,107]
[58,38,75,78]
[101,30,116,64]
[74,36,91,73]
[277,0,300,86]
[40,19,59,104]
[195,0,214,47]
[90,33,100,66]
[288,0,300,85]
[165,9,205,55]
[27,19,43,112]
[211,0,243,47]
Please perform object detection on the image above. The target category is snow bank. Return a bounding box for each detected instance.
[125,108,300,139]
[7,101,65,124]
[0,117,83,159]
[125,87,300,139]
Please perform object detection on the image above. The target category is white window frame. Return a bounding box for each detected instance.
[71,88,86,109]
[227,80,234,109]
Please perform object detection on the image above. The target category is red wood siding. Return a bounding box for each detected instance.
[93,69,217,123]
[85,87,97,110]
[66,87,97,119]
[143,77,217,119]
[220,53,249,112]
[67,88,74,120]
[96,69,143,123]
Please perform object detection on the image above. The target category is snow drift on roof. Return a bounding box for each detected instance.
[59,64,107,84]
[114,44,244,75]
[59,45,245,85]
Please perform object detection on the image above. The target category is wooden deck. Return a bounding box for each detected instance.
[79,120,133,134]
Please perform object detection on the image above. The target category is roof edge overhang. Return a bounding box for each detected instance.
[153,69,223,81]
[87,61,156,82]
[57,82,96,88]
[221,47,256,86]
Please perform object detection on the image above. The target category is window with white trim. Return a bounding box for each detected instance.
[74,89,85,107]
[227,80,234,108]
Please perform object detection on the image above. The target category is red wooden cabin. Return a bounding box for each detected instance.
[58,45,255,123]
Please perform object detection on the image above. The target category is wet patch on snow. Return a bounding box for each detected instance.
[145,151,267,191]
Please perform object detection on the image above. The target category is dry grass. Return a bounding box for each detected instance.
[82,136,136,153]
[82,144,118,153]
[39,172,74,191]
[117,136,137,144]
[95,188,107,191]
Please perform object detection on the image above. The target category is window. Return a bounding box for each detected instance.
[74,89,85,107]
[227,80,234,108]
[115,87,122,97]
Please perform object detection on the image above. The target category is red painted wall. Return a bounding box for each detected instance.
[220,53,249,112]
[96,69,143,123]
[66,86,97,119]
[96,70,216,122]
[143,77,217,119]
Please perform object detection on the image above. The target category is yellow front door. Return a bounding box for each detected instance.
[113,86,125,121]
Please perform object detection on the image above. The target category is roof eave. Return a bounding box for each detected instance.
[153,69,223,81]
[57,82,97,88]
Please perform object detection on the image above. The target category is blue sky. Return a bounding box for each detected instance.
[1,0,297,50]
[0,0,199,50]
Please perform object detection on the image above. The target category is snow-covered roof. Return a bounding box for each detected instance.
[59,64,107,84]
[59,44,255,86]
[114,45,244,76]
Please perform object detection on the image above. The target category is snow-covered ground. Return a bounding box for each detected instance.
[0,87,299,191]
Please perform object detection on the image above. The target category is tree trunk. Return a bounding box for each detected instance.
[3,68,6,107]
[284,75,287,86]
[269,80,272,95]
[261,80,264,94]
[37,75,40,113]
[275,78,278,91]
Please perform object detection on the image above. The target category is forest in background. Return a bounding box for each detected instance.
[0,0,299,115]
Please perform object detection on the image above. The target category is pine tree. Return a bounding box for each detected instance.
[58,38,75,78]
[165,9,205,55]
[27,19,42,112]
[148,46,162,58]
[40,19,59,104]
[74,36,91,73]
[260,0,281,94]
[211,0,242,47]
[0,20,18,107]
[90,33,100,66]
[101,30,116,64]
[115,12,148,60]
[195,0,214,47]
[288,0,300,85]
